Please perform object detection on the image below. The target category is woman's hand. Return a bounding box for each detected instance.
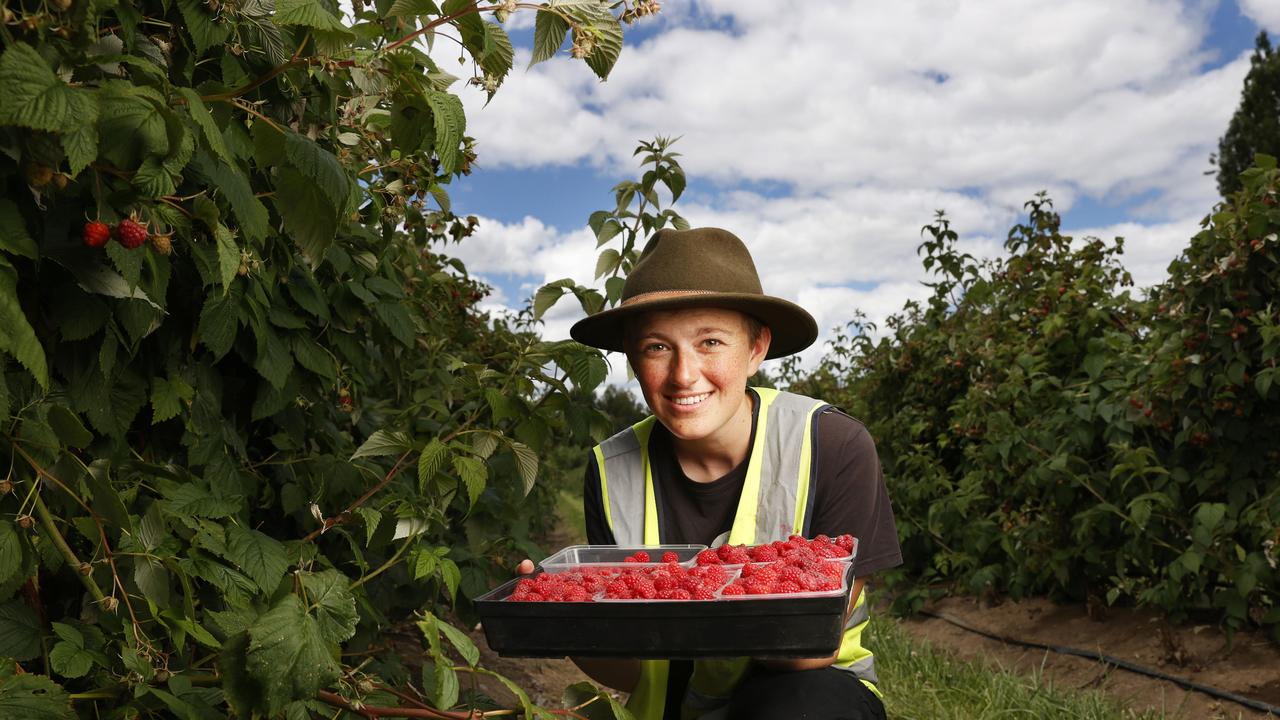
[516,559,536,575]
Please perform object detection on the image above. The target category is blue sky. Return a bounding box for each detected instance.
[436,0,1279,381]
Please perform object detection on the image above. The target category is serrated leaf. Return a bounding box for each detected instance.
[531,9,570,66]
[273,167,338,265]
[160,484,240,519]
[0,262,49,388]
[0,43,89,134]
[46,405,92,447]
[353,507,382,546]
[434,660,458,711]
[0,522,23,587]
[284,131,350,208]
[387,0,439,16]
[452,455,486,509]
[594,248,619,279]
[291,334,335,379]
[196,154,270,242]
[0,672,73,720]
[246,594,340,715]
[177,0,231,55]
[472,432,499,459]
[62,113,100,176]
[0,200,38,259]
[215,224,240,291]
[151,374,195,424]
[179,88,230,163]
[300,570,358,644]
[98,84,169,169]
[423,89,466,174]
[532,280,572,320]
[133,156,177,198]
[374,301,415,347]
[198,290,238,358]
[436,618,479,667]
[417,438,449,490]
[0,599,41,661]
[275,0,353,36]
[352,429,413,460]
[509,440,539,495]
[224,525,288,594]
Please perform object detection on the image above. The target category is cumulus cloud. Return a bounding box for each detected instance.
[1240,0,1280,33]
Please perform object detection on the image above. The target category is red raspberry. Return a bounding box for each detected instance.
[775,581,803,594]
[821,562,845,580]
[657,589,691,600]
[721,583,746,596]
[696,549,721,565]
[653,573,678,591]
[662,551,679,563]
[722,547,751,564]
[748,544,779,562]
[837,534,854,550]
[814,534,832,546]
[740,562,760,578]
[562,586,591,602]
[82,221,111,248]
[692,587,716,600]
[626,551,650,563]
[114,218,148,249]
[779,566,807,586]
[744,579,773,595]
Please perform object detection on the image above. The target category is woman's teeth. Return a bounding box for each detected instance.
[672,393,710,406]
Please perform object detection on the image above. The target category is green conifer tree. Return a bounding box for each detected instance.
[1215,32,1280,197]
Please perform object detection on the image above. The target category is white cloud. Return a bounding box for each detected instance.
[1240,0,1280,33]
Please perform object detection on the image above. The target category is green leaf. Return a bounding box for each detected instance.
[0,672,73,720]
[533,279,573,320]
[62,112,100,177]
[0,262,49,388]
[179,88,231,163]
[353,507,382,547]
[134,556,172,609]
[434,659,458,710]
[251,319,293,390]
[436,619,479,667]
[509,440,539,495]
[353,430,413,460]
[531,8,570,66]
[133,156,177,198]
[98,84,169,169]
[373,301,415,347]
[160,483,240,519]
[151,374,195,424]
[215,224,240,291]
[196,155,270,242]
[0,599,42,661]
[177,0,231,55]
[284,132,350,208]
[417,438,449,489]
[452,455,487,509]
[560,1,623,80]
[46,405,92,448]
[594,248,619,279]
[0,200,38,259]
[198,290,238,358]
[273,167,338,265]
[246,594,341,715]
[275,0,354,36]
[423,89,466,174]
[0,522,23,587]
[49,626,95,679]
[0,43,90,133]
[291,335,335,379]
[224,525,288,594]
[84,461,132,533]
[300,570,358,644]
[387,0,439,16]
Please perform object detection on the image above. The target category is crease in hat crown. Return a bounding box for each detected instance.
[569,227,818,360]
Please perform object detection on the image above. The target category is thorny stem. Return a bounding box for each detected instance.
[348,536,414,591]
[301,450,413,543]
[32,495,105,603]
[315,689,592,719]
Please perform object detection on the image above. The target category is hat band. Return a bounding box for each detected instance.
[621,289,720,307]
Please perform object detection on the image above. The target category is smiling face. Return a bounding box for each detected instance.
[625,307,772,453]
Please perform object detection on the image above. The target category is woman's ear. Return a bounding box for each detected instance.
[749,325,772,372]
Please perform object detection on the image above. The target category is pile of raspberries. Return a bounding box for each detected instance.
[506,535,854,602]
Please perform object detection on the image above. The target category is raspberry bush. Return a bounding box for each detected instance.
[0,1,649,717]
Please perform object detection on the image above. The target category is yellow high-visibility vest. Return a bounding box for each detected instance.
[591,388,880,720]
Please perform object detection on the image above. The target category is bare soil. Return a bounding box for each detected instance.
[904,595,1280,720]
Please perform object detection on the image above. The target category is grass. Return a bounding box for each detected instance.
[868,614,1169,720]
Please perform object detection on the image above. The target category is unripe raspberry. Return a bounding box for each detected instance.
[16,515,34,530]
[101,596,119,613]
[151,232,172,256]
[0,479,12,494]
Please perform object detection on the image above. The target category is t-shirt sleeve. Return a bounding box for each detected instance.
[582,459,617,545]
[808,410,903,577]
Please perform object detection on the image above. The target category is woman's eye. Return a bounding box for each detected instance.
[644,343,667,353]
[703,338,723,347]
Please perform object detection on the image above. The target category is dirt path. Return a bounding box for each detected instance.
[904,595,1280,720]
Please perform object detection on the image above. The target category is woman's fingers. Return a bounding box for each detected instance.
[516,559,535,575]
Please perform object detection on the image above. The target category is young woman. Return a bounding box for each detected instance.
[522,227,901,720]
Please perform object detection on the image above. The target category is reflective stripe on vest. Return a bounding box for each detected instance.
[594,389,879,718]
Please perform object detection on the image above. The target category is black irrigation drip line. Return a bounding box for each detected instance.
[917,609,1280,717]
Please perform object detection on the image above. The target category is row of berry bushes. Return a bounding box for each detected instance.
[782,163,1280,641]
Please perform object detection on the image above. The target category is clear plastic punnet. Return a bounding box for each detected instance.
[538,544,706,573]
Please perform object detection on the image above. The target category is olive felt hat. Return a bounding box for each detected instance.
[569,227,818,360]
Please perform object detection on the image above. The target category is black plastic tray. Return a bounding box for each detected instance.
[474,563,856,658]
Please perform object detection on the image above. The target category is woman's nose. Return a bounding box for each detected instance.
[671,350,698,386]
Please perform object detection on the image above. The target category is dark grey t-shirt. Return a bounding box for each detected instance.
[582,393,903,577]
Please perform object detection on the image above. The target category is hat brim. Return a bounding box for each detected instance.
[569,292,818,360]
